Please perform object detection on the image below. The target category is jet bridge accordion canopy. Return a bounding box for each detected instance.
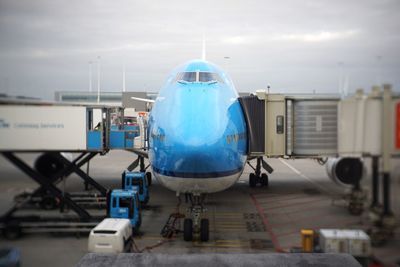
[238,95,265,155]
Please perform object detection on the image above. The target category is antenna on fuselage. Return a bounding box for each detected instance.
[202,34,206,61]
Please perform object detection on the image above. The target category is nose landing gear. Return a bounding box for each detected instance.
[183,194,209,242]
[248,157,273,187]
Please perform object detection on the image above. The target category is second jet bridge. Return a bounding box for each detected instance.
[239,92,340,158]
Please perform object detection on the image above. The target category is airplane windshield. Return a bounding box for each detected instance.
[199,72,215,82]
[178,72,196,82]
[176,72,222,83]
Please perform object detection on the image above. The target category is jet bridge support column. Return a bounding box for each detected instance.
[368,156,382,222]
[367,85,397,246]
[381,85,394,218]
[382,85,394,217]
[371,156,380,208]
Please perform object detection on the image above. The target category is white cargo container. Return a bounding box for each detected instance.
[0,105,87,151]
[344,230,371,257]
[88,218,132,253]
[319,229,370,257]
[319,229,349,253]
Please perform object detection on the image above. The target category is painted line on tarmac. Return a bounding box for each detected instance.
[215,224,246,228]
[250,193,283,252]
[214,212,243,215]
[194,240,248,248]
[136,235,164,240]
[215,225,245,228]
[215,228,247,232]
[278,158,330,195]
[217,240,248,245]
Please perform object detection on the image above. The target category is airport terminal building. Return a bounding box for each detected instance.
[54,91,158,110]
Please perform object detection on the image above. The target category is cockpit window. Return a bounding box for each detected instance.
[199,72,215,82]
[178,72,197,82]
[176,71,222,84]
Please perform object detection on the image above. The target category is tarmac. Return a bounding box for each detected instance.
[0,151,399,266]
[76,253,361,267]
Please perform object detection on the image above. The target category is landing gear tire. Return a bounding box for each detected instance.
[183,218,193,241]
[261,173,269,187]
[137,212,142,228]
[40,195,58,210]
[132,214,142,235]
[249,173,257,188]
[3,223,22,240]
[347,189,365,216]
[143,195,150,205]
[146,172,152,186]
[34,153,64,180]
[348,203,363,216]
[367,227,387,247]
[200,218,209,242]
[132,227,140,235]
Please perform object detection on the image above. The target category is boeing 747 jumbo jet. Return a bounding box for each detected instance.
[147,59,249,241]
[144,60,364,242]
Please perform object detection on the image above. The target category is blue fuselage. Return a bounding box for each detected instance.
[148,60,247,194]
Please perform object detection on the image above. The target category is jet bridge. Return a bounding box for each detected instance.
[239,87,400,158]
[239,92,340,158]
[240,86,399,232]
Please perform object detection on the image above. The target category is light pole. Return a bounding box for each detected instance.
[97,56,101,103]
[338,61,344,96]
[376,55,382,86]
[88,61,93,92]
[122,63,126,92]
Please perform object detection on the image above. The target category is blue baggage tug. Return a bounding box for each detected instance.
[107,189,142,230]
[122,171,150,205]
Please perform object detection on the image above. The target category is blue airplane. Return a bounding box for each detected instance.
[148,60,247,194]
[140,59,270,241]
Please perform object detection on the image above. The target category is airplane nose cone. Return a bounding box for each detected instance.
[151,128,244,177]
[149,85,247,178]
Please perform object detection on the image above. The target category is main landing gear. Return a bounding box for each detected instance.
[183,194,209,242]
[247,157,274,188]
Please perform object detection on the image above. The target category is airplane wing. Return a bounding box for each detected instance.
[131,97,155,103]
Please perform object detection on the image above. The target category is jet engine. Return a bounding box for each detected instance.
[325,157,364,187]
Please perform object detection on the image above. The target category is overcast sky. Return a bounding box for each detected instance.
[0,0,399,100]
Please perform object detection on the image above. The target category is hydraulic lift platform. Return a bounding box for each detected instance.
[0,103,148,238]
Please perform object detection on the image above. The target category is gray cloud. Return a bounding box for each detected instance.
[0,0,399,99]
